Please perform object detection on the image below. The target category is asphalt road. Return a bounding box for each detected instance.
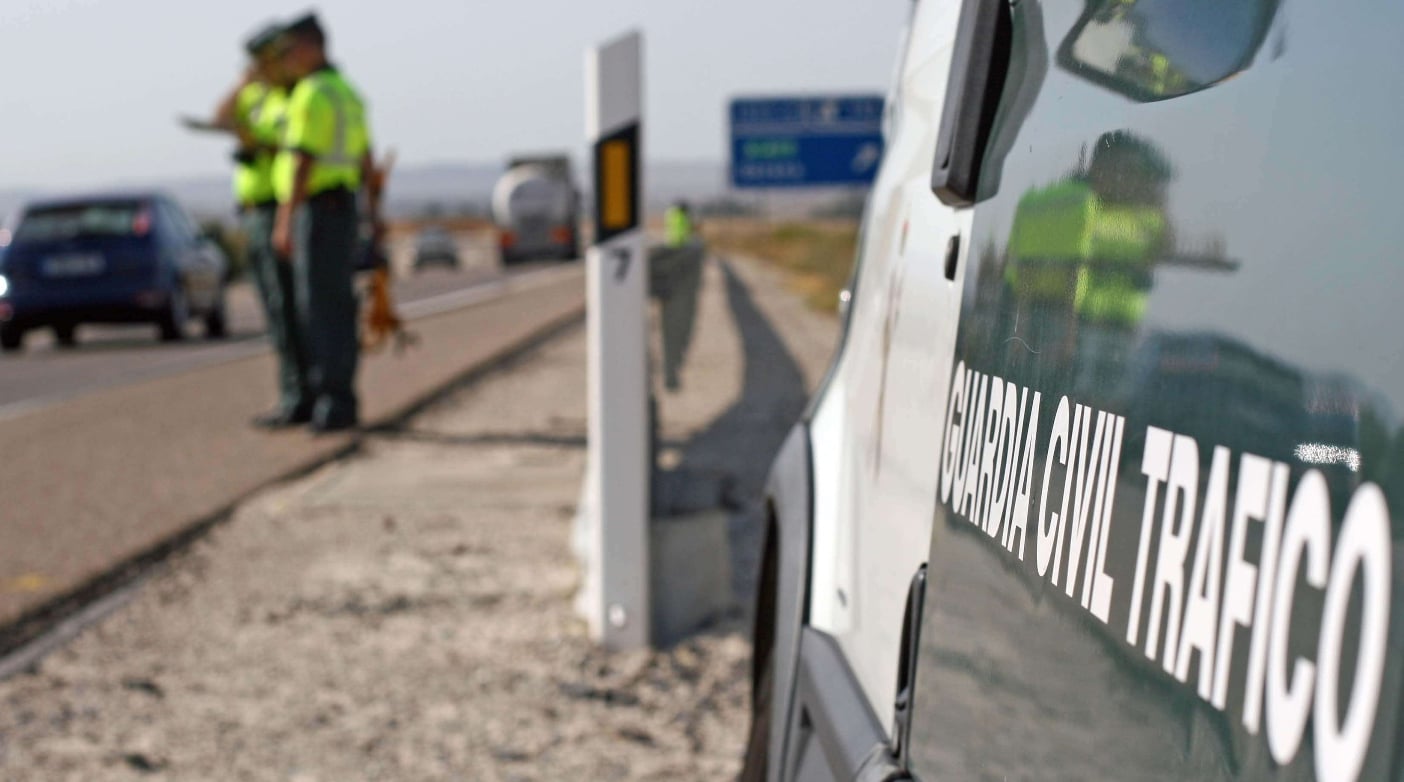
[0,230,584,632]
[0,230,510,419]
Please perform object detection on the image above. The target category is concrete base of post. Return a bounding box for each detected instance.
[649,509,732,647]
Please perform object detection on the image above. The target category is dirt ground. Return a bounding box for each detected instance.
[0,256,838,781]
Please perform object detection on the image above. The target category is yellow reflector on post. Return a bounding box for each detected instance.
[600,139,633,231]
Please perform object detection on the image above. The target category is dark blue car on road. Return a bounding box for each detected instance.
[0,192,227,352]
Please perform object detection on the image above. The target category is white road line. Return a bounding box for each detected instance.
[399,264,576,319]
[0,573,149,682]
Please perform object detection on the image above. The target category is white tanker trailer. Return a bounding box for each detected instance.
[491,155,581,265]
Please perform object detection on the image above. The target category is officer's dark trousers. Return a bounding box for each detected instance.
[293,189,359,427]
[243,203,311,416]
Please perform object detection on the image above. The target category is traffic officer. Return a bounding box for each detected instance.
[664,199,694,249]
[219,23,314,429]
[271,13,378,433]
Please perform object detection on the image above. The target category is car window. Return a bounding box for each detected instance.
[13,201,151,243]
[153,201,196,245]
[165,201,202,242]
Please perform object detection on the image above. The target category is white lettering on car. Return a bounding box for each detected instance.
[935,363,1393,781]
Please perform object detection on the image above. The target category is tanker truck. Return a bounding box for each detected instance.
[491,155,581,265]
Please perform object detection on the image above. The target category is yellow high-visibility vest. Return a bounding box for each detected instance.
[273,67,370,202]
[233,82,287,206]
[664,206,692,248]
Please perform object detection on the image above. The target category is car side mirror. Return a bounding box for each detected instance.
[1056,0,1279,102]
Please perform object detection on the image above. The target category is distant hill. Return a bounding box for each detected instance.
[0,163,504,223]
[0,158,862,223]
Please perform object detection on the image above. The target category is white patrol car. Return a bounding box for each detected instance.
[741,0,1404,780]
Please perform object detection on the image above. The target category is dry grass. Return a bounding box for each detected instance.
[703,218,859,315]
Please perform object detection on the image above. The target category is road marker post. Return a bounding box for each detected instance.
[576,30,649,650]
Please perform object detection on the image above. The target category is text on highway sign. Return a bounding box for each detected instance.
[729,95,885,188]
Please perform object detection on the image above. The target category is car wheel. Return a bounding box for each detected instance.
[158,286,189,342]
[53,323,77,348]
[0,324,24,353]
[204,293,228,340]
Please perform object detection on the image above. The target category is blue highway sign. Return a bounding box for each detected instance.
[729,95,884,188]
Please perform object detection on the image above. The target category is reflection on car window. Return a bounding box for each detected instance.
[1058,0,1278,102]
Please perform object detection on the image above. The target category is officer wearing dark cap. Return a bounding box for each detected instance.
[215,23,315,429]
[271,12,379,432]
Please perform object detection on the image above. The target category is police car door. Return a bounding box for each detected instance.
[903,0,1404,779]
[783,1,969,779]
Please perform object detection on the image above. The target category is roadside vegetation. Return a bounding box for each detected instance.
[703,218,859,314]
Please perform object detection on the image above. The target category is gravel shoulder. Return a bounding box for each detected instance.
[0,255,837,781]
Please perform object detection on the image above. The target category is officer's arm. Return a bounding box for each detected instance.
[286,153,315,218]
[272,153,314,259]
[210,67,257,134]
[210,87,240,132]
[281,86,325,220]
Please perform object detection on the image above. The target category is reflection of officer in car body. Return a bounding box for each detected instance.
[1002,130,1172,394]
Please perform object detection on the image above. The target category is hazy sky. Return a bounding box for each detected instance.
[0,0,909,190]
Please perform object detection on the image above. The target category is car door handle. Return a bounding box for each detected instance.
[944,235,960,281]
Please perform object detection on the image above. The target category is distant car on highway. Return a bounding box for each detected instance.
[411,226,460,271]
[0,192,227,351]
[492,154,581,265]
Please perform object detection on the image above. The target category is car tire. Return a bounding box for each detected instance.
[158,286,189,342]
[53,323,77,348]
[0,325,23,353]
[204,294,228,340]
[739,519,780,782]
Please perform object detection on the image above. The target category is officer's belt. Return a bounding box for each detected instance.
[307,186,355,204]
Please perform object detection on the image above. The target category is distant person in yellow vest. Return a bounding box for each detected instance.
[210,23,314,429]
[654,200,704,390]
[664,200,694,248]
[271,13,379,433]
